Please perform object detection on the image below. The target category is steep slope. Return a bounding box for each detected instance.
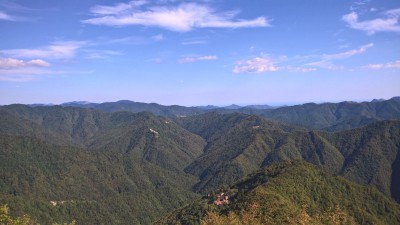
[325,120,400,202]
[177,113,303,193]
[0,105,206,224]
[156,161,400,225]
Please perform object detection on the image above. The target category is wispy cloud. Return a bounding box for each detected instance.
[306,61,343,71]
[82,2,269,32]
[233,57,280,73]
[364,60,400,69]
[181,40,207,45]
[0,0,39,22]
[0,11,13,21]
[342,8,400,34]
[0,68,61,82]
[307,43,373,70]
[152,33,164,41]
[83,49,122,59]
[322,43,373,60]
[178,55,217,63]
[0,58,50,69]
[89,0,147,15]
[1,41,87,59]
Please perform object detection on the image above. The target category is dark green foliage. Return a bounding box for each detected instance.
[0,105,206,224]
[1,104,400,224]
[0,135,201,224]
[177,111,400,202]
[156,161,400,225]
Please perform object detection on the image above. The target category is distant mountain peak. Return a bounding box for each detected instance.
[62,101,93,105]
[224,104,242,109]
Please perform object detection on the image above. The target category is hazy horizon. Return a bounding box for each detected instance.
[2,95,398,108]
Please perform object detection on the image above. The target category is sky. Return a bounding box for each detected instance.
[0,0,399,106]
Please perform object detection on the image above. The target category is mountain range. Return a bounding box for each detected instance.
[0,98,399,224]
[58,97,400,132]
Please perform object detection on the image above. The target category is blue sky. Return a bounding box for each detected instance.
[0,0,399,106]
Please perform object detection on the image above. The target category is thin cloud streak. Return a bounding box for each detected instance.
[1,41,88,59]
[322,43,373,60]
[178,55,217,63]
[0,68,62,82]
[364,60,400,69]
[307,43,374,70]
[181,40,207,45]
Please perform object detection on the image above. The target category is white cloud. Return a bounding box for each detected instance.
[82,2,269,32]
[0,57,54,81]
[364,60,400,69]
[0,58,50,69]
[342,9,400,34]
[178,55,217,63]
[233,57,280,73]
[1,41,87,59]
[322,43,373,60]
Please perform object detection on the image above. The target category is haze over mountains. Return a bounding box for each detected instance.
[0,97,400,224]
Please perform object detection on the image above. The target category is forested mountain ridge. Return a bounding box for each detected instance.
[176,112,400,201]
[262,97,400,131]
[48,97,400,132]
[0,104,399,224]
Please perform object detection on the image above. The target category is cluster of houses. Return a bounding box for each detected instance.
[210,192,229,206]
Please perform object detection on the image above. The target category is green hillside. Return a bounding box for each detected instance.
[1,104,399,224]
[156,161,400,225]
[178,113,400,202]
[0,105,206,224]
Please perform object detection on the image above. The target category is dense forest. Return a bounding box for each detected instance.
[0,99,399,224]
